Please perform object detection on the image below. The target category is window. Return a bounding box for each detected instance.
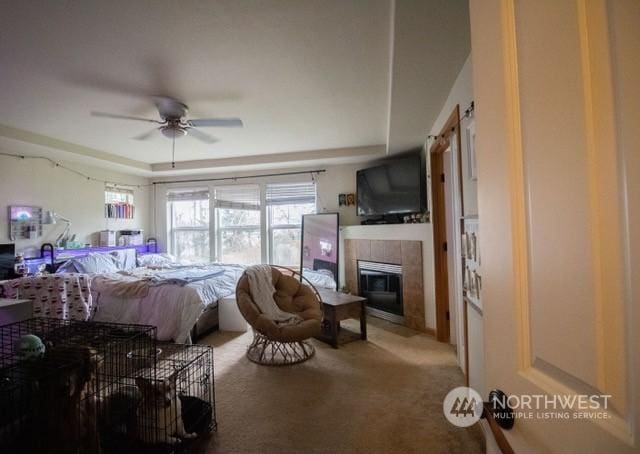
[165,181,316,266]
[167,188,210,263]
[214,185,261,264]
[266,182,316,266]
[105,186,135,219]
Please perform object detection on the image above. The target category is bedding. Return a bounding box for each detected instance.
[109,248,138,270]
[302,267,337,289]
[47,250,332,340]
[136,253,176,268]
[1,274,93,320]
[91,263,245,342]
[150,267,225,285]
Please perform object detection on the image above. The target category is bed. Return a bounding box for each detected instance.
[51,249,245,342]
[91,263,245,342]
[20,247,335,342]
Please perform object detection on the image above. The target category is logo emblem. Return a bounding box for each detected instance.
[443,386,483,427]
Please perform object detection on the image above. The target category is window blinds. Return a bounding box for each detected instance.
[214,185,260,210]
[167,182,315,207]
[265,182,316,206]
[167,188,210,202]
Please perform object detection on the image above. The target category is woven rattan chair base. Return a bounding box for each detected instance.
[246,330,315,366]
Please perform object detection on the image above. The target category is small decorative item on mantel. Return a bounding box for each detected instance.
[338,193,356,207]
[345,193,355,206]
[403,212,429,224]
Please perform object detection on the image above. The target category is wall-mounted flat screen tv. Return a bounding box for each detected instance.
[356,149,426,217]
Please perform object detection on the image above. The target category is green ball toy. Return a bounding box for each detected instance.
[16,334,46,360]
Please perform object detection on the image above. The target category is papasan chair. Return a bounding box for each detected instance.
[236,265,323,366]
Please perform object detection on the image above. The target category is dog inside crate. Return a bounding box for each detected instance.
[102,343,215,452]
[0,319,215,454]
[0,337,104,453]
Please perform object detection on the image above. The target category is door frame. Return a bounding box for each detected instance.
[430,105,465,349]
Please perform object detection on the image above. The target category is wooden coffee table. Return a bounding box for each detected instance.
[315,289,367,349]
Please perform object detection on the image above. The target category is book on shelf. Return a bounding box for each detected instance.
[104,203,135,219]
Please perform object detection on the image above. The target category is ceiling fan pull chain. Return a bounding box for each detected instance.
[171,135,176,169]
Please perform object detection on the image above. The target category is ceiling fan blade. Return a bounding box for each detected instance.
[132,128,159,141]
[188,128,219,144]
[188,118,243,128]
[91,111,162,124]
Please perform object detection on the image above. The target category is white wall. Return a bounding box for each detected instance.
[428,54,477,216]
[0,153,150,257]
[387,0,470,153]
[315,163,367,226]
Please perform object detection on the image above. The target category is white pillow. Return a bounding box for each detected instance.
[71,252,120,274]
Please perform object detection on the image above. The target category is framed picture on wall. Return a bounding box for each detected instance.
[469,232,477,262]
[461,232,467,259]
[466,120,477,180]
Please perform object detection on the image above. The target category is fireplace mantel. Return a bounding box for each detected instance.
[339,223,435,333]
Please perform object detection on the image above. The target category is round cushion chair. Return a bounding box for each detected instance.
[236,266,323,365]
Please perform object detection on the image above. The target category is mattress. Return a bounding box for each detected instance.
[92,264,245,342]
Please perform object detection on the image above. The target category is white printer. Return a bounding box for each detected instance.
[118,230,144,246]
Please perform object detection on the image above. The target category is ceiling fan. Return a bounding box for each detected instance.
[91,96,243,168]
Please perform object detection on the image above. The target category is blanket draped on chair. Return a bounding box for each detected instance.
[245,265,302,325]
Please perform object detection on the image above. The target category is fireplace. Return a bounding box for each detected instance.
[357,260,404,324]
[345,238,424,331]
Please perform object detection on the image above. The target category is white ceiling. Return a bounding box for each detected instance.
[0,0,469,175]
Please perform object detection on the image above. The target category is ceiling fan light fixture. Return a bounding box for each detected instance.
[161,126,187,139]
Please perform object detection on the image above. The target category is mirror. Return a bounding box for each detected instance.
[300,213,339,291]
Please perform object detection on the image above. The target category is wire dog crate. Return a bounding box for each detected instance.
[0,318,215,454]
[124,343,216,452]
[0,318,157,453]
[104,343,216,454]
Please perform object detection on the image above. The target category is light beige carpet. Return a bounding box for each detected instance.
[199,317,484,454]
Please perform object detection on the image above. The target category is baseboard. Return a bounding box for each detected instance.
[423,327,436,336]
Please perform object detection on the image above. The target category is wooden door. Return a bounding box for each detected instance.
[470,0,639,451]
[431,148,450,343]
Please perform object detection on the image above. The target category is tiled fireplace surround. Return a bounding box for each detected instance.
[344,239,426,332]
